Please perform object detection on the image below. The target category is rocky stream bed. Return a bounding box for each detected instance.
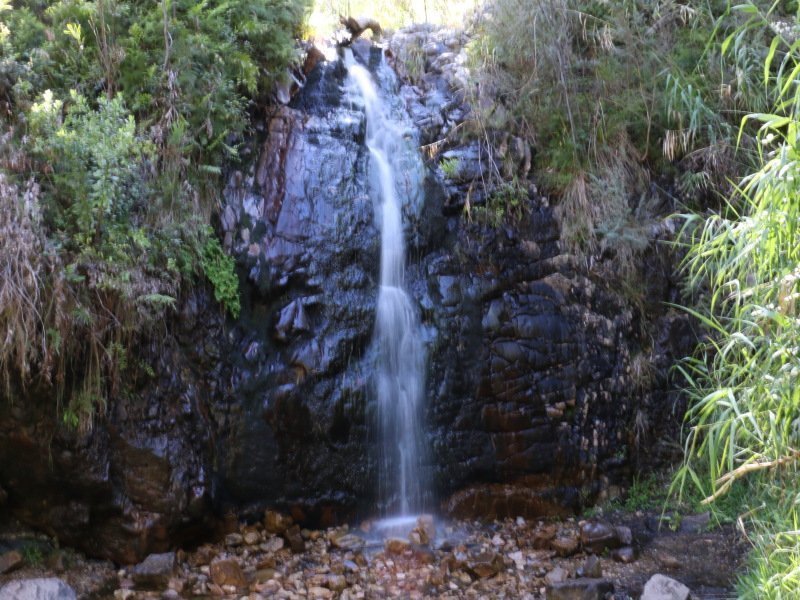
[0,509,741,599]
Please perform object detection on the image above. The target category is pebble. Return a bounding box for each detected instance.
[544,566,568,585]
[244,531,261,545]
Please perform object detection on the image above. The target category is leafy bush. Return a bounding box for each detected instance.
[201,235,241,319]
[0,0,309,428]
[28,90,151,251]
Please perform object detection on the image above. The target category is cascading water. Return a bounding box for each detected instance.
[345,50,428,517]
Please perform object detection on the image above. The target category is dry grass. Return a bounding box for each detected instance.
[0,174,48,392]
[557,138,655,281]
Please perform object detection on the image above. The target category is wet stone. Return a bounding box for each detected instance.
[580,521,621,554]
[330,533,364,551]
[384,538,410,555]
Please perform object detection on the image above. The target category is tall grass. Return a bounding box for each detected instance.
[675,3,800,596]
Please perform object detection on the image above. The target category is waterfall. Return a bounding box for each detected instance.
[346,51,428,516]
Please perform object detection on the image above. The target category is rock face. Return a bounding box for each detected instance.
[0,30,693,563]
[0,311,219,563]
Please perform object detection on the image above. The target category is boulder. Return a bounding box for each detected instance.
[641,574,691,600]
[0,578,77,600]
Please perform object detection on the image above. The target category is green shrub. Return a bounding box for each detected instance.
[28,89,151,251]
[0,0,307,427]
[201,235,241,319]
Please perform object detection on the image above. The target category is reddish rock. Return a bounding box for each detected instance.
[384,538,411,555]
[264,510,293,535]
[467,550,505,578]
[209,558,247,588]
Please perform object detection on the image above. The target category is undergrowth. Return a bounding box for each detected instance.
[672,2,800,597]
[466,0,782,305]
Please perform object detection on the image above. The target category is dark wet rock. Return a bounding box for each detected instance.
[209,559,246,588]
[581,521,624,554]
[641,574,690,600]
[131,552,176,589]
[0,551,22,575]
[547,578,614,600]
[0,578,76,600]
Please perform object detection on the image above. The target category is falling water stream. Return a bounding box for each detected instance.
[345,50,428,520]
